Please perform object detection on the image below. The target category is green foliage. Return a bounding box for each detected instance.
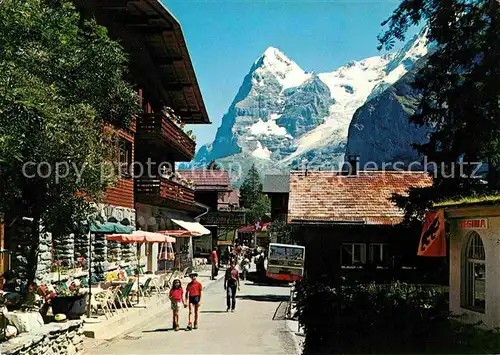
[0,0,140,283]
[240,164,270,222]
[380,0,500,220]
[295,278,457,354]
[268,220,292,244]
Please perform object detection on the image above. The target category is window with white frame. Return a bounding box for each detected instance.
[341,243,366,266]
[369,243,389,265]
[463,232,486,312]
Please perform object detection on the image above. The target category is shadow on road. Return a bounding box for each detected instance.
[244,282,291,288]
[236,294,288,302]
[200,310,228,313]
[245,272,292,287]
[142,328,170,333]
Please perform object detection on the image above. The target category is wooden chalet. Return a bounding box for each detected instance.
[288,170,433,283]
[177,169,246,255]
[76,0,211,272]
[263,175,290,222]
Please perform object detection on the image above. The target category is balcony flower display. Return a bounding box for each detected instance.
[159,168,195,190]
[161,106,196,141]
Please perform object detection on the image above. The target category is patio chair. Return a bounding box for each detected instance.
[116,282,134,310]
[164,272,174,289]
[108,286,123,314]
[93,289,113,319]
[181,267,190,278]
[149,278,162,297]
[139,278,152,299]
[157,274,166,290]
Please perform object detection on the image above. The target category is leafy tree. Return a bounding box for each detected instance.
[380,0,500,220]
[240,164,270,223]
[0,0,140,283]
[268,220,292,244]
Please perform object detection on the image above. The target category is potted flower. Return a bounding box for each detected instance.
[50,280,88,320]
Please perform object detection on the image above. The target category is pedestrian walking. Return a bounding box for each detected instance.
[168,279,185,331]
[240,256,250,281]
[185,272,202,330]
[210,247,219,280]
[224,261,240,312]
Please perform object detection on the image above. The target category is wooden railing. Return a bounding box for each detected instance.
[136,176,195,206]
[136,113,195,160]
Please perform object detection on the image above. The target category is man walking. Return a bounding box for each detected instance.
[210,247,218,280]
[224,261,240,312]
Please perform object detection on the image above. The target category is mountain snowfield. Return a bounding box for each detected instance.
[194,30,429,185]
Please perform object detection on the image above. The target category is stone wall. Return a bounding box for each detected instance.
[9,204,136,285]
[0,320,84,355]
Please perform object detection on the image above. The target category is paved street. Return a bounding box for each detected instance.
[86,275,298,354]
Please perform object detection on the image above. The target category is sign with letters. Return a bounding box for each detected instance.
[201,211,246,228]
[459,218,488,230]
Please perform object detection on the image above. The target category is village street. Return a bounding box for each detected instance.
[84,275,298,354]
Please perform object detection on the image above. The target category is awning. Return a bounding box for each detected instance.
[90,222,133,234]
[171,218,210,236]
[107,231,175,243]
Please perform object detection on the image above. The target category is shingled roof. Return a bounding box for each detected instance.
[263,175,290,194]
[178,169,231,191]
[288,170,432,225]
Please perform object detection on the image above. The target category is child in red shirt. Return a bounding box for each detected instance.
[169,279,185,331]
[184,272,202,330]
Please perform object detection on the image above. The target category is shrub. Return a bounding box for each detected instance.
[295,277,450,354]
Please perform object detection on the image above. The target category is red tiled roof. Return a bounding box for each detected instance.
[178,169,231,191]
[288,171,432,225]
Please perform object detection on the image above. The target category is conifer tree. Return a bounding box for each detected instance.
[381,0,500,219]
[240,165,270,223]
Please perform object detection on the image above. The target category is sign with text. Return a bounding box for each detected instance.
[201,211,246,228]
[459,218,488,230]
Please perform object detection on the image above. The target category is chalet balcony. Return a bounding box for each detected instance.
[135,175,195,209]
[136,113,195,161]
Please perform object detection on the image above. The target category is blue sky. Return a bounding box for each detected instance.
[165,0,414,148]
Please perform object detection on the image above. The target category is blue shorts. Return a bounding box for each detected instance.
[189,296,200,305]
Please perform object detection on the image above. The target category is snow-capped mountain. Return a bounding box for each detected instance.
[194,29,430,185]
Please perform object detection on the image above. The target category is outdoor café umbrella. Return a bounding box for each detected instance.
[87,221,134,318]
[107,231,176,303]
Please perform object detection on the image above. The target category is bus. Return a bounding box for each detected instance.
[266,243,305,281]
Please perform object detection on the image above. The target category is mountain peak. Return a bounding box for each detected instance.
[256,46,292,66]
[253,46,311,90]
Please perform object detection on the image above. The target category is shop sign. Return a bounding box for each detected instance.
[459,218,488,229]
[201,211,246,227]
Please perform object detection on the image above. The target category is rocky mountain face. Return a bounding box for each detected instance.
[346,59,430,168]
[194,30,430,186]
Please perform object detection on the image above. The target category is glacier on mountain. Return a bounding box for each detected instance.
[194,29,430,185]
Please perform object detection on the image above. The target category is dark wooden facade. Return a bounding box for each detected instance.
[102,124,136,209]
[135,176,197,211]
[75,0,210,124]
[293,223,446,284]
[136,113,195,162]
[269,193,289,222]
